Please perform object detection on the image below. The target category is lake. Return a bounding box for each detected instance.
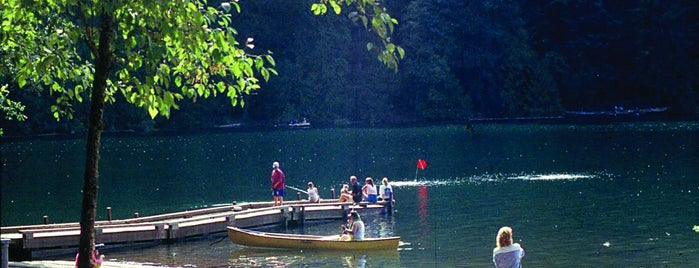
[2,122,698,266]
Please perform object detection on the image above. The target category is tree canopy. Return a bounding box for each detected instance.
[1,0,402,266]
[4,0,696,136]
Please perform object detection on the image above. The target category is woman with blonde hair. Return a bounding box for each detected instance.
[338,184,352,202]
[493,226,525,268]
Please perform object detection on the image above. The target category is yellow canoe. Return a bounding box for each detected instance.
[227,227,400,250]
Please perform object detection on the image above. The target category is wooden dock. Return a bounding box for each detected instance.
[1,200,390,261]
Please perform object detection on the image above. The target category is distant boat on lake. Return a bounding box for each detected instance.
[288,118,311,128]
[215,123,242,128]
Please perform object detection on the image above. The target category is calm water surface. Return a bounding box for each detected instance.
[2,122,698,267]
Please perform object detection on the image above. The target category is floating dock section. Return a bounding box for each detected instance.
[1,200,390,261]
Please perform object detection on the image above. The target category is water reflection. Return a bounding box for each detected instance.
[417,184,429,235]
[4,123,697,266]
[226,247,399,267]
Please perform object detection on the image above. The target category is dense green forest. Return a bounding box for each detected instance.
[2,0,698,135]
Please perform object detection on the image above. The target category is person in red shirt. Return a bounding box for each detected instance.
[271,161,285,206]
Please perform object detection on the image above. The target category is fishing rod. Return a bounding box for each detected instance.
[286,185,308,194]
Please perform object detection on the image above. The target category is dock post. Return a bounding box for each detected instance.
[95,228,103,244]
[341,204,350,220]
[226,215,236,227]
[331,188,336,199]
[43,215,48,224]
[281,208,289,230]
[168,223,179,242]
[133,212,139,218]
[155,224,167,240]
[106,207,112,221]
[1,238,9,268]
[296,191,301,201]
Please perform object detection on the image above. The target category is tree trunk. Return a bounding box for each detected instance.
[77,11,114,268]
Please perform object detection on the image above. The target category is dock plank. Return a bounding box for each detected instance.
[3,200,388,260]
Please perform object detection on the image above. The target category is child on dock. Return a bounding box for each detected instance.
[338,184,352,202]
[307,182,320,203]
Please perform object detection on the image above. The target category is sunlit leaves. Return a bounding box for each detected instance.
[2,0,278,121]
[329,1,342,15]
[0,84,27,123]
[311,3,328,15]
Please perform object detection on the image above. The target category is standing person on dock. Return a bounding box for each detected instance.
[379,177,395,214]
[379,177,394,202]
[349,175,362,204]
[271,161,285,206]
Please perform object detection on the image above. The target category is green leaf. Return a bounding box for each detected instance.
[216,81,226,93]
[329,0,342,15]
[386,43,395,53]
[164,91,175,106]
[311,4,321,15]
[261,68,270,82]
[18,75,26,88]
[148,105,158,119]
[265,55,276,66]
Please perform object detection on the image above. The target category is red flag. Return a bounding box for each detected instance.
[417,159,428,170]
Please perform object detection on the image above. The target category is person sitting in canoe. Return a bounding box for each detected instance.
[338,184,353,202]
[307,181,320,203]
[339,211,365,241]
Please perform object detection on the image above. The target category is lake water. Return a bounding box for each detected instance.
[2,122,698,267]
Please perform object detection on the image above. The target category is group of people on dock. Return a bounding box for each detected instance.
[339,175,394,204]
[270,161,394,206]
[269,161,523,267]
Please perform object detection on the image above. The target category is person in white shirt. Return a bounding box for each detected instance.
[379,177,394,202]
[307,181,320,203]
[362,177,378,203]
[340,211,365,241]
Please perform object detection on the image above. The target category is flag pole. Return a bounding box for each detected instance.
[415,159,427,181]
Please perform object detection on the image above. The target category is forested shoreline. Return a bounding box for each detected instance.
[2,0,697,135]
